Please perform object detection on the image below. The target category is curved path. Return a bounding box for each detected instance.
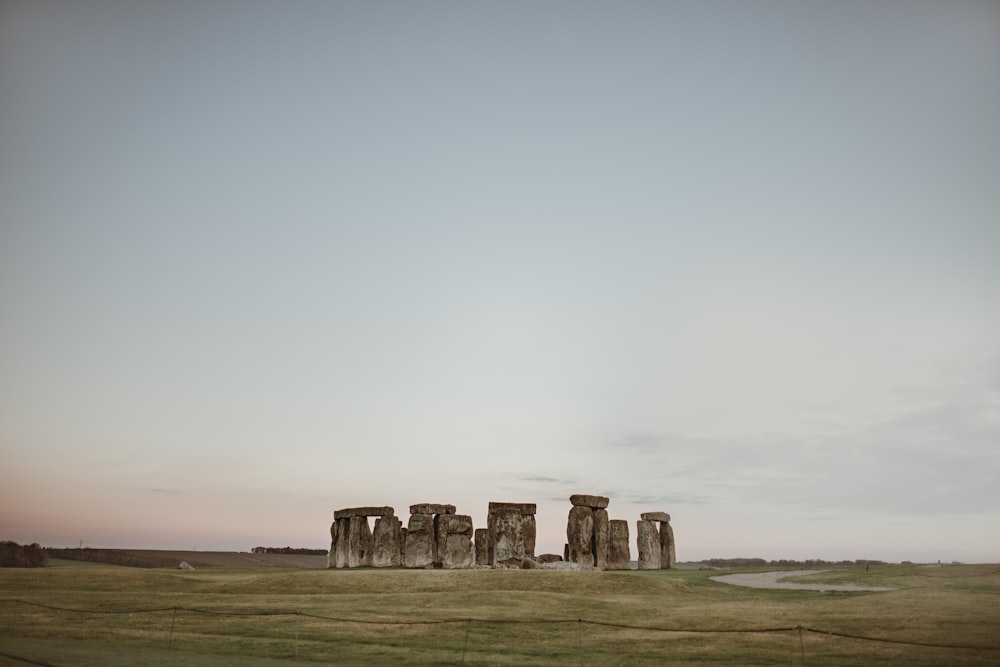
[710,569,895,592]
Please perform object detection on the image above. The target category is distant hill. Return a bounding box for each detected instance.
[45,547,328,569]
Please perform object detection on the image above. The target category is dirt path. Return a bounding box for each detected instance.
[710,569,895,592]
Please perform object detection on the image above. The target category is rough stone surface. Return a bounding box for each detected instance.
[334,519,350,568]
[567,505,594,566]
[409,503,456,516]
[474,528,489,566]
[636,520,661,570]
[607,519,631,570]
[659,521,676,569]
[347,515,374,568]
[537,553,563,564]
[436,514,474,569]
[489,508,530,565]
[404,513,436,568]
[570,494,609,509]
[592,508,610,570]
[522,514,537,558]
[640,511,671,523]
[328,521,339,568]
[334,506,394,520]
[400,527,407,563]
[372,514,402,567]
[488,502,536,515]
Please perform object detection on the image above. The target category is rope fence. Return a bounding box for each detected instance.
[3,598,998,665]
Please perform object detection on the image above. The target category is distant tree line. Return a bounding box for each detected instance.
[0,541,49,567]
[251,546,328,555]
[45,547,201,568]
[700,557,889,568]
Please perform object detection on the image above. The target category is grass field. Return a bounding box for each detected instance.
[2,563,999,665]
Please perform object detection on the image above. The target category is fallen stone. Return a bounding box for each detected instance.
[334,506,395,520]
[404,513,436,568]
[640,511,671,522]
[540,561,600,571]
[567,505,594,566]
[607,519,631,570]
[570,494,609,509]
[520,557,540,569]
[593,508,609,570]
[636,519,661,570]
[537,553,563,564]
[409,503,456,516]
[372,514,403,567]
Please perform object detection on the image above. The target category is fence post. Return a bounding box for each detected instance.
[578,619,585,667]
[294,611,301,659]
[169,607,178,647]
[11,600,19,637]
[798,625,805,664]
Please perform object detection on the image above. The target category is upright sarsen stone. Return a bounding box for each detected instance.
[334,518,350,568]
[436,514,474,569]
[487,502,536,566]
[659,520,676,569]
[372,514,402,567]
[404,513,436,568]
[567,505,594,565]
[592,508,609,570]
[474,528,489,566]
[636,519,661,570]
[607,519,631,570]
[347,515,373,568]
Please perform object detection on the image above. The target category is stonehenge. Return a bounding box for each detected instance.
[328,497,674,571]
[637,512,676,570]
[564,494,631,570]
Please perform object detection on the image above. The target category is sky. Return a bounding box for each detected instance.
[1,1,998,564]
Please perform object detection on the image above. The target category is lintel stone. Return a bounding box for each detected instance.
[409,503,456,515]
[570,494,609,509]
[640,512,671,522]
[334,506,394,520]
[488,502,536,515]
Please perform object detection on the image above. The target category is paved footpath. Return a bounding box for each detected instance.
[710,570,895,592]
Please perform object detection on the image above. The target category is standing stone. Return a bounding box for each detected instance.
[436,514,474,569]
[607,519,631,570]
[636,520,661,570]
[334,518,350,568]
[567,505,594,565]
[659,521,676,569]
[372,514,402,567]
[474,528,489,566]
[347,516,373,568]
[592,509,609,570]
[404,513,436,568]
[522,513,537,559]
[399,527,408,564]
[489,508,525,565]
[328,521,339,568]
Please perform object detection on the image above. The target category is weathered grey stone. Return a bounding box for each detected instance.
[593,508,609,570]
[435,514,474,569]
[178,561,195,570]
[522,513,536,559]
[474,528,489,566]
[489,508,526,565]
[409,503,456,516]
[607,519,631,570]
[328,521,339,568]
[334,518,350,568]
[400,527,407,563]
[538,553,563,564]
[640,511,671,522]
[570,494,609,509]
[636,520,661,570]
[520,557,540,569]
[659,521,676,569]
[567,505,594,566]
[347,515,374,568]
[404,513,436,568]
[488,502,536,515]
[372,514,402,567]
[334,506,394,520]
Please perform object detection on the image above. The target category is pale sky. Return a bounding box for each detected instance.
[1,1,998,563]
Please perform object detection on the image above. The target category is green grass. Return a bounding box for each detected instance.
[2,564,999,665]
